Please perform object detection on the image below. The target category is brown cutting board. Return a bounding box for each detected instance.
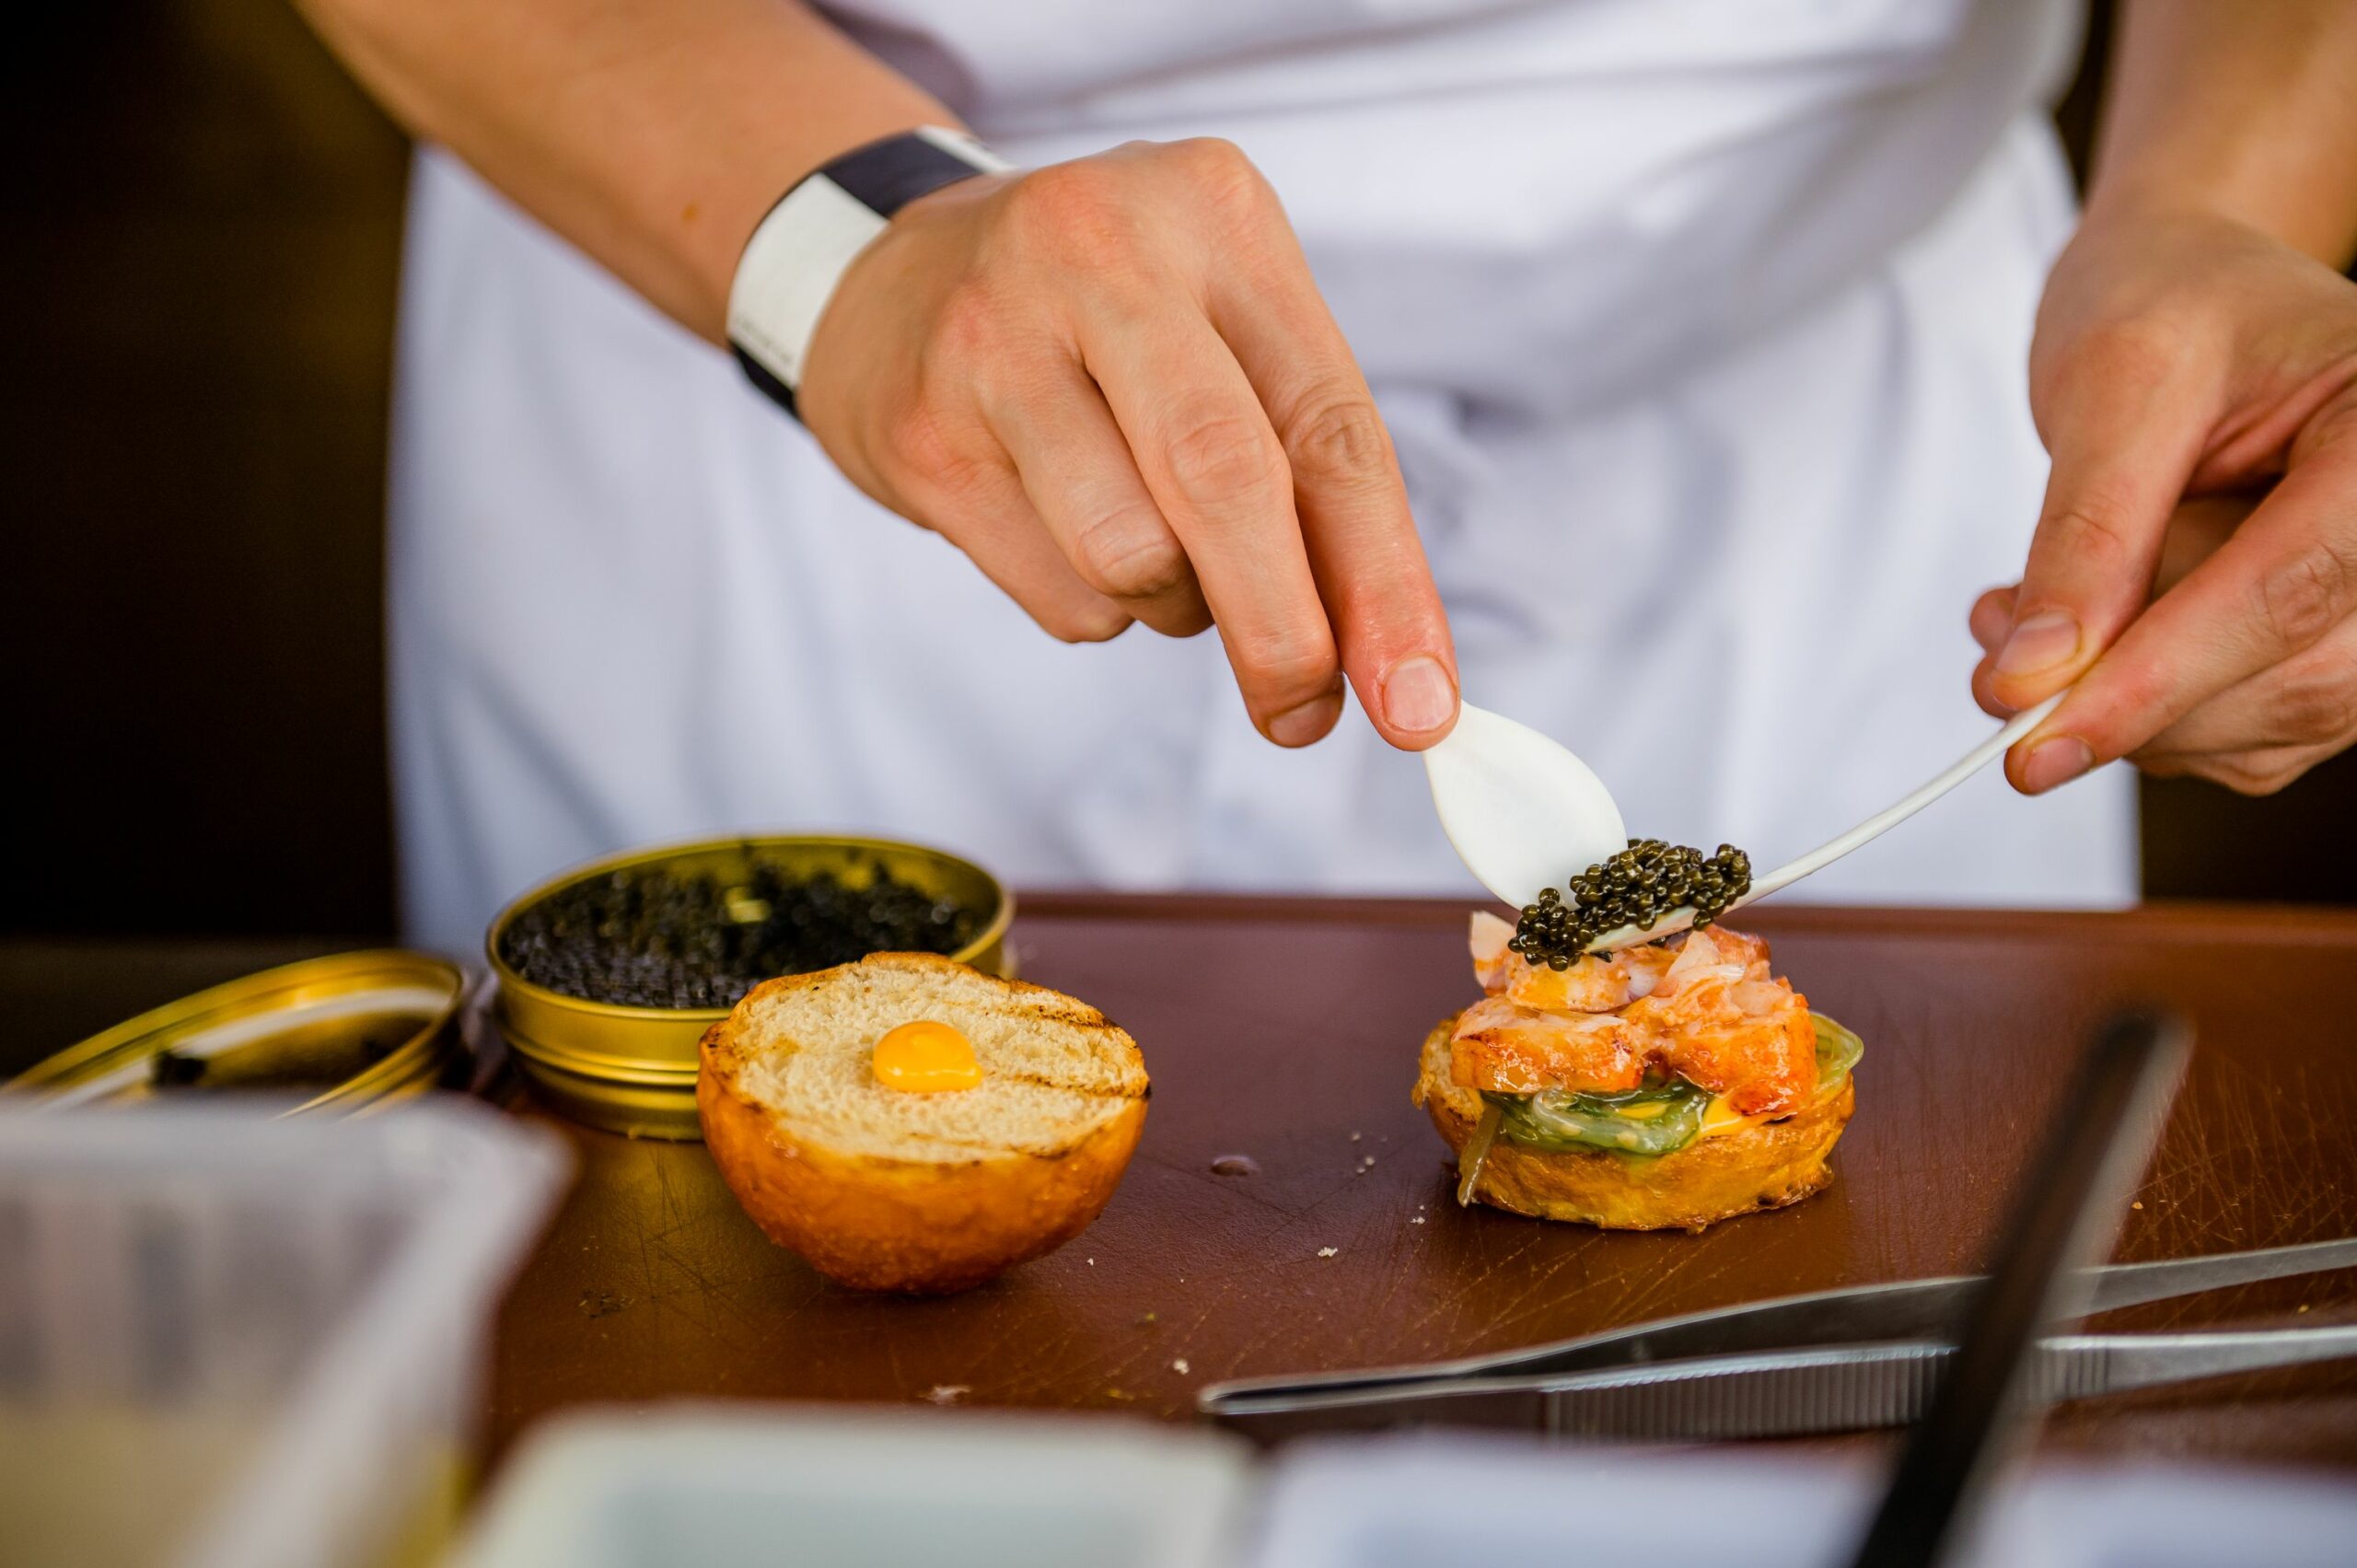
[487,896,2357,1469]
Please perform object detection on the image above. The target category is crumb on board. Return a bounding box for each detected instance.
[1172,1358,1190,1375]
[1411,1215,1425,1225]
[2131,1202,2143,1210]
[923,1385,970,1405]
[1350,1132,1363,1142]
[1105,1388,1136,1402]
[1318,1247,1339,1258]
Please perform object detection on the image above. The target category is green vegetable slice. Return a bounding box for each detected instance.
[1457,1102,1503,1205]
[1483,1015,1864,1163]
[1490,1077,1710,1158]
[1813,1014,1864,1089]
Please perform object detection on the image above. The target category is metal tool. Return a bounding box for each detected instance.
[1198,1236,2357,1441]
[1201,1048,2357,1444]
[1845,1007,2189,1568]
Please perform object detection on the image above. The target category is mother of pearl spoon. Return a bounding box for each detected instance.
[1423,692,2067,953]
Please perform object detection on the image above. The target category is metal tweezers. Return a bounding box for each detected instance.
[1198,1237,2357,1443]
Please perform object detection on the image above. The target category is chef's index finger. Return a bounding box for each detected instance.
[1207,238,1457,749]
[1079,291,1345,746]
[2012,428,2357,792]
[1988,343,2212,712]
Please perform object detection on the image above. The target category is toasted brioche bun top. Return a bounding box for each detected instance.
[705,951,1148,1165]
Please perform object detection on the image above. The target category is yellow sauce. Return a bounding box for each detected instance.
[1698,1097,1761,1138]
[1696,1065,1849,1139]
[872,1019,981,1092]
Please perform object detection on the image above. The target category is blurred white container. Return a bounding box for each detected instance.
[0,1098,569,1568]
[460,1405,1251,1568]
[1249,1435,2357,1568]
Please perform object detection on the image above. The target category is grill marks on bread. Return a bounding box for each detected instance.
[711,953,1148,1164]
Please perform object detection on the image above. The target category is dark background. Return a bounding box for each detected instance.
[4,1,2351,939]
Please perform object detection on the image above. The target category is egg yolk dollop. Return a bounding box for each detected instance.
[872,1019,981,1092]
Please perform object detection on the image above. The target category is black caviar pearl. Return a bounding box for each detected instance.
[499,859,983,1008]
[1511,834,1755,968]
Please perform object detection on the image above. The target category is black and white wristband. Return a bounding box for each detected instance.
[727,126,1010,422]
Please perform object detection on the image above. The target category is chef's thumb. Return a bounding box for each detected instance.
[1990,354,2208,712]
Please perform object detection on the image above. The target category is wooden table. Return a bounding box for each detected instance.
[477,895,2357,1469]
[8,899,2357,1472]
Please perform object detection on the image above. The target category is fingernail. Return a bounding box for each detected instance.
[1995,610,2081,678]
[1382,656,1457,734]
[1268,692,1342,747]
[2021,737,2095,793]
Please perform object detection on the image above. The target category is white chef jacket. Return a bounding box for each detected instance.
[389,0,2134,957]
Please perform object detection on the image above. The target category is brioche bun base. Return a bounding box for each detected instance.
[698,956,1148,1295]
[1414,1016,1853,1233]
[700,1064,1146,1293]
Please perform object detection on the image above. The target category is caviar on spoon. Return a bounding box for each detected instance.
[1511,839,1751,970]
[1426,693,2067,956]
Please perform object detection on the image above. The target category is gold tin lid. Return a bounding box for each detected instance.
[485,833,1012,1140]
[4,950,467,1115]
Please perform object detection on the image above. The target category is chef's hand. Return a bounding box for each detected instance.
[794,139,1458,750]
[1971,207,2357,796]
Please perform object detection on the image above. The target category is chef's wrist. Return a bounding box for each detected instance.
[727,124,1011,421]
[2079,182,2278,254]
[2082,143,2357,273]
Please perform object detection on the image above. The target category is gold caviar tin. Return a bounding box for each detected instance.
[485,834,1013,1141]
[3,950,467,1114]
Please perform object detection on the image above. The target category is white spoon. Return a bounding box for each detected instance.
[1422,702,1630,912]
[1424,693,2066,950]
